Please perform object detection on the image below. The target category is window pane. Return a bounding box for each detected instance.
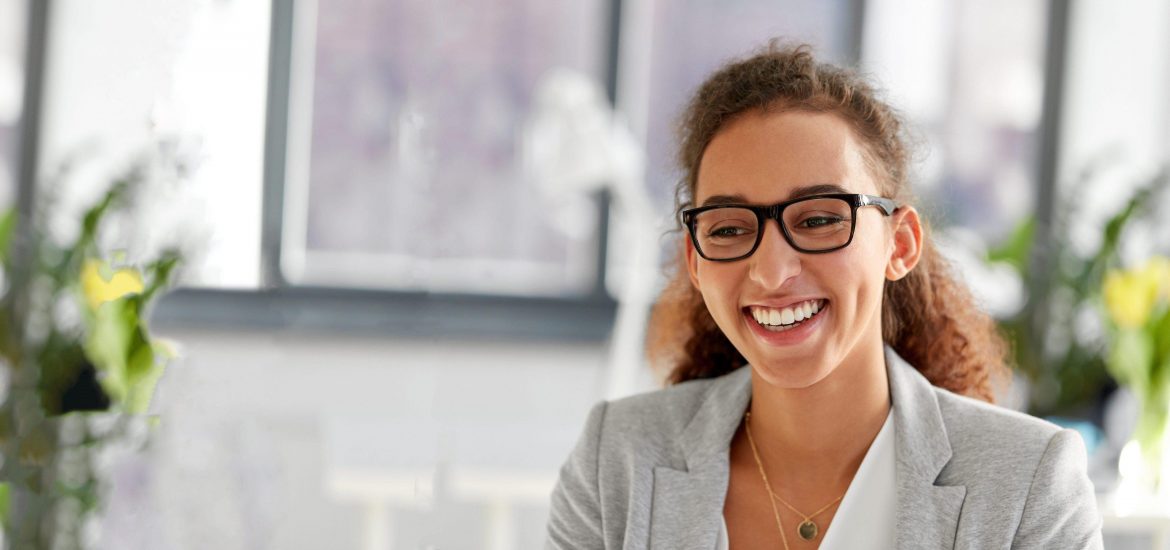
[621,0,856,207]
[863,0,1047,244]
[285,0,608,295]
[861,0,1048,319]
[606,0,854,295]
[37,2,268,290]
[0,0,25,209]
[168,1,270,289]
[1059,0,1170,261]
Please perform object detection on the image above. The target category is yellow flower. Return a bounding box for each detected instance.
[1103,257,1170,329]
[81,258,144,310]
[1139,256,1170,301]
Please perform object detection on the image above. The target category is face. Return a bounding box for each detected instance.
[685,109,921,389]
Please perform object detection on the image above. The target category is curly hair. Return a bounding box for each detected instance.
[645,42,1010,403]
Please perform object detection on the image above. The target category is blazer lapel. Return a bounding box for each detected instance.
[649,367,752,550]
[886,347,967,549]
[649,462,730,550]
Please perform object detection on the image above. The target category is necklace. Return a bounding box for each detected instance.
[744,411,791,550]
[744,411,845,543]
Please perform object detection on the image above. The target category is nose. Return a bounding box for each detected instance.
[748,220,802,290]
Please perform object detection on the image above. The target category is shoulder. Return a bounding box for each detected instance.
[930,386,1069,486]
[928,386,1102,546]
[602,371,728,432]
[932,386,1063,462]
[565,366,749,470]
[592,370,738,457]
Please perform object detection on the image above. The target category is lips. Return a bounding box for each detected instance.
[740,298,829,345]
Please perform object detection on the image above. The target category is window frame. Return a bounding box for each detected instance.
[9,0,45,328]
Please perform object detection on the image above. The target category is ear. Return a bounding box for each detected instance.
[684,233,702,290]
[886,206,923,281]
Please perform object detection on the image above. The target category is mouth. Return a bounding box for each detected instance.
[744,299,828,333]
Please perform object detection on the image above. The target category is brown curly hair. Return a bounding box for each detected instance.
[646,42,1010,403]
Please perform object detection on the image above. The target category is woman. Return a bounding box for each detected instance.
[547,43,1103,549]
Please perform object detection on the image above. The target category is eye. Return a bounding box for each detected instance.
[796,215,846,229]
[707,226,754,238]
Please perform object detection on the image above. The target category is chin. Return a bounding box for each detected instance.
[748,354,836,389]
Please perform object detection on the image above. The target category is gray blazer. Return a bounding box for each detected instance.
[546,347,1104,549]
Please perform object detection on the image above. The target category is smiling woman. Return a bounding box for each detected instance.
[546,43,1104,549]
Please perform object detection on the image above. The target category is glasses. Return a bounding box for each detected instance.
[681,193,898,261]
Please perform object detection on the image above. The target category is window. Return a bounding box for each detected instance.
[280,0,609,296]
[0,0,25,207]
[149,0,863,335]
[39,0,1061,339]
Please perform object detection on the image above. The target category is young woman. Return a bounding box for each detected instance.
[547,43,1103,549]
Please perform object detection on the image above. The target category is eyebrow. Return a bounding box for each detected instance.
[698,183,850,206]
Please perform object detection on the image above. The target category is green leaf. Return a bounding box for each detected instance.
[1083,187,1150,285]
[35,333,90,415]
[0,208,16,263]
[0,482,9,527]
[126,361,166,414]
[125,324,154,387]
[80,181,128,244]
[83,293,166,412]
[1155,308,1170,365]
[1133,388,1169,463]
[987,216,1035,272]
[83,297,141,403]
[141,249,181,303]
[1107,328,1155,396]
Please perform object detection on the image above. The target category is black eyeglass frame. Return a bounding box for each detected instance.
[680,193,899,261]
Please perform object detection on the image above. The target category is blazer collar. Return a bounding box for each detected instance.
[648,347,966,550]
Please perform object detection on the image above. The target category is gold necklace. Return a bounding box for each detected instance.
[744,411,791,550]
[744,411,845,543]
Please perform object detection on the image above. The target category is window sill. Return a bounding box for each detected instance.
[151,286,618,343]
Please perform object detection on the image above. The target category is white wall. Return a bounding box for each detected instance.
[99,328,608,550]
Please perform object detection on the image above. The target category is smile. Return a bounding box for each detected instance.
[747,299,827,332]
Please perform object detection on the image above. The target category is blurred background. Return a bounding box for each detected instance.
[1,0,1169,548]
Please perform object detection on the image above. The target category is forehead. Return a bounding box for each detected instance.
[694,109,878,203]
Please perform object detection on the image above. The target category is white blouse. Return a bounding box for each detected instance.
[717,407,897,549]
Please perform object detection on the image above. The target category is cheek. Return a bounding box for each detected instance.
[846,222,893,275]
[694,265,745,317]
[819,235,889,303]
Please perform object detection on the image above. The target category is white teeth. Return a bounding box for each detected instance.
[750,300,825,327]
[780,308,794,325]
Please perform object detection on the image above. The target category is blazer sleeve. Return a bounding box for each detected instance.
[1011,428,1104,550]
[546,401,609,550]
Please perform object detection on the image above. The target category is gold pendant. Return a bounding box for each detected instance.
[798,520,818,540]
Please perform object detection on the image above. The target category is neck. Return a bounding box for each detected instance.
[745,339,891,490]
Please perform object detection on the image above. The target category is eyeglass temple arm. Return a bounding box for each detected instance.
[859,194,898,215]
